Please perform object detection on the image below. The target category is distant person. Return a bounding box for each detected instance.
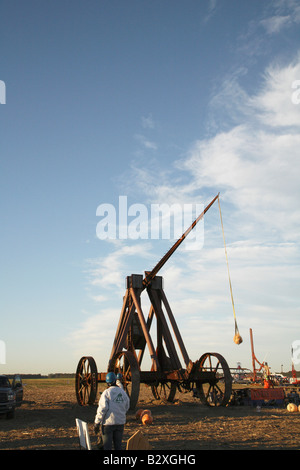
[116,372,124,389]
[94,372,130,450]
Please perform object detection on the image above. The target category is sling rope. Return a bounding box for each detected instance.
[218,196,243,345]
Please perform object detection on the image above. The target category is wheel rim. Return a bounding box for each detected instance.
[75,356,98,406]
[151,381,177,402]
[196,352,232,407]
[110,350,140,410]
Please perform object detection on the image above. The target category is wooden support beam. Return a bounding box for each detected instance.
[130,287,159,371]
[109,290,129,362]
[160,289,190,367]
[147,288,182,371]
[137,305,155,367]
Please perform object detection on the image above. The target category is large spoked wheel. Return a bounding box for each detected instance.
[151,381,177,402]
[196,352,232,407]
[110,350,140,410]
[75,356,98,406]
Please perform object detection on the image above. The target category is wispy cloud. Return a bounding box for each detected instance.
[250,57,300,128]
[134,133,157,151]
[260,0,300,34]
[141,114,155,129]
[260,15,291,34]
[203,0,218,23]
[86,242,154,291]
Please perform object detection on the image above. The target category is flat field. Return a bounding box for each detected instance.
[0,378,299,450]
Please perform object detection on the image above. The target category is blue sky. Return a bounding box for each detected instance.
[1,0,300,376]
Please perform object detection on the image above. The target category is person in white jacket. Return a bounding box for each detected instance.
[94,372,130,450]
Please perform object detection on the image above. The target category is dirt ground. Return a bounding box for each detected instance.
[0,379,299,451]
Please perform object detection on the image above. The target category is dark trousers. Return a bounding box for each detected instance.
[102,424,124,450]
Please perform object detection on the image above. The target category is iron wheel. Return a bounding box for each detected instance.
[196,352,232,407]
[75,356,98,406]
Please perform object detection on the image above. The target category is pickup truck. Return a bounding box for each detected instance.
[0,374,23,419]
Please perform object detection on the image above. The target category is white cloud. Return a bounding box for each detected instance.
[134,133,157,151]
[260,15,291,34]
[250,57,300,128]
[183,127,300,242]
[65,310,119,364]
[90,294,108,303]
[203,0,218,23]
[141,114,155,129]
[259,0,300,34]
[86,242,153,290]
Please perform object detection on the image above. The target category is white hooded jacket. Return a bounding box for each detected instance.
[94,385,130,426]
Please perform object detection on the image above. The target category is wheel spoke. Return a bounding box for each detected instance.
[151,381,177,402]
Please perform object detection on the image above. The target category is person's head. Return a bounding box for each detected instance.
[105,372,117,386]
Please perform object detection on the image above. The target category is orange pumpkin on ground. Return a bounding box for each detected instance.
[287,403,298,412]
[142,413,153,425]
[140,409,151,418]
[135,409,144,420]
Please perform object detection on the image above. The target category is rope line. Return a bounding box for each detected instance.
[218,196,242,344]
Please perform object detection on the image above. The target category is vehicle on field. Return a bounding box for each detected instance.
[0,374,23,419]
